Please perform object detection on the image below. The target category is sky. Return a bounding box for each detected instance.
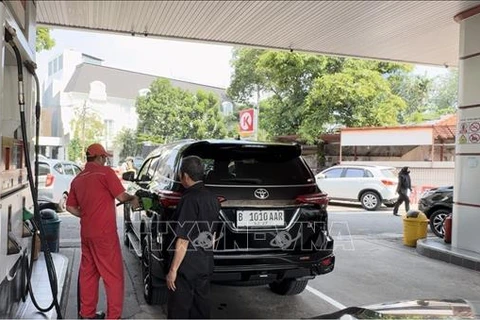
[37,28,234,89]
[36,28,449,91]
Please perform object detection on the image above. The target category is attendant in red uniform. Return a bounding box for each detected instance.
[66,143,139,319]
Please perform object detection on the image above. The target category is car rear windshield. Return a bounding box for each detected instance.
[381,169,397,179]
[38,162,50,175]
[184,143,313,185]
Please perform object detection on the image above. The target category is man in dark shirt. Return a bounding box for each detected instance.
[393,166,413,216]
[166,156,220,319]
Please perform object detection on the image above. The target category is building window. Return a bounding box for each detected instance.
[57,55,63,72]
[221,101,233,116]
[104,119,114,140]
[89,81,107,101]
[48,61,53,76]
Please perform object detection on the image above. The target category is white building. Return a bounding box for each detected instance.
[41,50,229,165]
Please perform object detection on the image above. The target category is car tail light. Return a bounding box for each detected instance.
[157,190,182,208]
[217,196,227,203]
[295,193,329,206]
[381,179,396,186]
[320,256,333,266]
[45,174,55,187]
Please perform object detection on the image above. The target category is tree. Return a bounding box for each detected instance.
[389,71,432,123]
[114,128,140,159]
[428,69,458,115]
[36,27,55,52]
[68,101,105,162]
[228,48,411,140]
[390,69,458,123]
[300,66,406,143]
[136,79,228,143]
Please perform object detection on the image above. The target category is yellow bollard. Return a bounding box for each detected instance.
[403,210,429,247]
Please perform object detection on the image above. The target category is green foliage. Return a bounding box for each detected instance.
[136,79,228,143]
[300,67,406,143]
[428,69,458,115]
[228,47,457,143]
[227,48,265,104]
[228,48,411,141]
[390,69,458,124]
[68,102,105,162]
[114,128,141,159]
[67,138,82,163]
[36,27,55,52]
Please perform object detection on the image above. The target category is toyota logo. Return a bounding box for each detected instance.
[254,188,269,200]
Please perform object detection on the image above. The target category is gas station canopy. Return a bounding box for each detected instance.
[36,1,480,67]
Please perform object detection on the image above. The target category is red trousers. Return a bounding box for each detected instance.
[79,234,124,319]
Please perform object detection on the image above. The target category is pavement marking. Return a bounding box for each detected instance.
[329,210,392,215]
[306,285,347,310]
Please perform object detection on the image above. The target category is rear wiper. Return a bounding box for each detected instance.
[309,306,384,319]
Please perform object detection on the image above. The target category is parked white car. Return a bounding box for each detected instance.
[37,159,82,212]
[315,165,398,210]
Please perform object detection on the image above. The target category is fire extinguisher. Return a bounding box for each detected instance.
[444,214,452,244]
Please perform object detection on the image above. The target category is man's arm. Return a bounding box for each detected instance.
[66,206,81,217]
[116,192,140,209]
[166,238,189,291]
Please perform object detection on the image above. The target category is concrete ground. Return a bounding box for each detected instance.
[17,203,480,319]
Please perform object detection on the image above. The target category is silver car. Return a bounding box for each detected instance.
[37,159,82,212]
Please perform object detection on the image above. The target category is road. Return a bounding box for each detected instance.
[57,203,480,319]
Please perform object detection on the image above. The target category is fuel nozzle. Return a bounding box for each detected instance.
[134,189,160,212]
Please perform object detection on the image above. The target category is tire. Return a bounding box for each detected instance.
[123,204,131,247]
[141,237,167,305]
[429,209,450,238]
[360,191,381,211]
[57,193,68,212]
[269,279,308,296]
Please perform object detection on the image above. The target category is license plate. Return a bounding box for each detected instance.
[236,210,285,227]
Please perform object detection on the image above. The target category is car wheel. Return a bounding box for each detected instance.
[57,193,68,212]
[141,237,167,305]
[123,204,131,247]
[269,279,308,295]
[360,191,381,211]
[429,209,450,238]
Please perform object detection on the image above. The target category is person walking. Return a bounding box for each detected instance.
[121,157,136,174]
[66,143,139,319]
[166,156,220,319]
[393,166,412,216]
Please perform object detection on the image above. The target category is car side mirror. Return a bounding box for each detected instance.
[316,173,326,179]
[122,171,135,182]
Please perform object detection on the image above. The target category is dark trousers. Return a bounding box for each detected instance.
[393,191,410,214]
[167,273,211,319]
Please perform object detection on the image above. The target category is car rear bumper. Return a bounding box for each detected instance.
[38,189,56,202]
[151,250,335,283]
[211,250,335,282]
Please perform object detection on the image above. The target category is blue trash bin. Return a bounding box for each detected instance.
[40,209,61,253]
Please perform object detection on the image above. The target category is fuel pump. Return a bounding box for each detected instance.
[0,1,62,318]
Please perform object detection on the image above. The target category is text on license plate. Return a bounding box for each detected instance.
[236,210,285,227]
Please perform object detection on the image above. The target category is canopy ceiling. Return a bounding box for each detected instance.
[36,1,480,67]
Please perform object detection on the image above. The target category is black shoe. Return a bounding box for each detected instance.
[393,212,399,216]
[79,311,105,319]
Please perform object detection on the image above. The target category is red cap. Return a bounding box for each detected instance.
[86,143,112,157]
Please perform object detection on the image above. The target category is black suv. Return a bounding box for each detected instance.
[122,139,335,304]
[418,186,453,238]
